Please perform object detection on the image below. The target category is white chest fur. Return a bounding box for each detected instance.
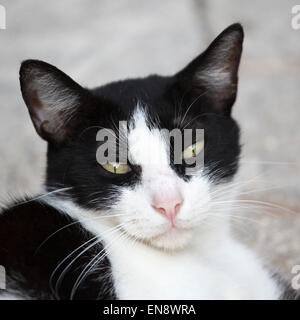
[47,198,281,300]
[102,230,280,300]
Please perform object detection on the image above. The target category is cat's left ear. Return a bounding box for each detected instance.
[20,60,91,144]
[177,23,244,115]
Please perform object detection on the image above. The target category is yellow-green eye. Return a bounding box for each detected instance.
[182,141,204,159]
[100,162,131,174]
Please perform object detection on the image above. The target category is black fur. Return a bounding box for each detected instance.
[0,199,116,300]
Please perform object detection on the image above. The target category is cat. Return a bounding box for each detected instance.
[0,23,297,300]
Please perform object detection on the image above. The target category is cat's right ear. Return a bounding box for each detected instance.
[176,23,244,115]
[20,60,90,144]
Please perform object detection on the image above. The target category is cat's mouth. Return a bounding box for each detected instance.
[148,225,194,250]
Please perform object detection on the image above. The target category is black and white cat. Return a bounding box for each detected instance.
[0,24,296,300]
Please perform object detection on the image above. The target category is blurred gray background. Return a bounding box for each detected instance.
[0,0,299,283]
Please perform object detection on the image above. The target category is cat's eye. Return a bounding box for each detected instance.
[100,162,131,174]
[182,141,204,159]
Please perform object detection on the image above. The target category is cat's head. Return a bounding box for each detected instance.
[20,24,243,250]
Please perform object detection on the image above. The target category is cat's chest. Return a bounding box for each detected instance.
[111,251,238,300]
[75,216,280,300]
[103,235,279,300]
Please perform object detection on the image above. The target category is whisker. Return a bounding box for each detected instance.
[3,187,73,210]
[69,223,130,300]
[51,223,125,299]
[34,212,128,255]
[179,91,208,127]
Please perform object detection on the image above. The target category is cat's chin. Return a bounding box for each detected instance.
[146,227,195,250]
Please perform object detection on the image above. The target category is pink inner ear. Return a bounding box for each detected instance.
[20,59,86,144]
[24,86,68,142]
[177,24,243,115]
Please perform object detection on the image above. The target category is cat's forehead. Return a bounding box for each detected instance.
[95,75,178,123]
[96,76,208,134]
[127,106,170,169]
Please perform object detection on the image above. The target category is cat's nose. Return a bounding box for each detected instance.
[152,193,183,225]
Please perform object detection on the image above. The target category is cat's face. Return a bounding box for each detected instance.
[20,24,243,250]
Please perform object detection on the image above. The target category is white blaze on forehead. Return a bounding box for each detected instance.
[128,107,170,170]
[127,106,183,208]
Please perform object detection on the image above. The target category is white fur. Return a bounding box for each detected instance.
[42,107,281,299]
[46,197,280,300]
[113,107,215,249]
[197,67,231,87]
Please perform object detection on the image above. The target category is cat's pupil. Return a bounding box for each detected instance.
[191,145,196,157]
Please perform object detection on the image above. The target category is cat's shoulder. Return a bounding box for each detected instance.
[0,196,73,228]
[0,196,79,254]
[0,197,115,300]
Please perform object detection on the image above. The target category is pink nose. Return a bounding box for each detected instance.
[152,193,183,225]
